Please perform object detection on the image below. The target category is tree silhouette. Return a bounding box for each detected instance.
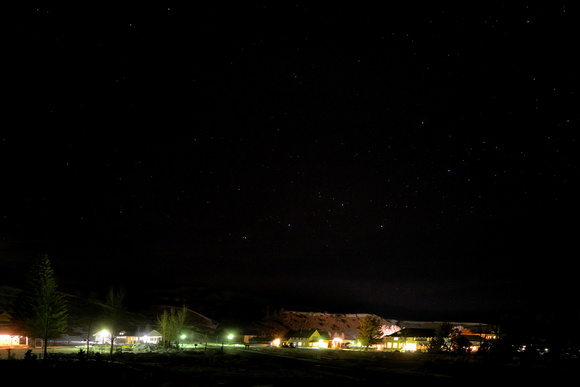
[157,305,188,348]
[105,287,126,354]
[16,255,68,359]
[356,315,382,349]
[429,322,452,353]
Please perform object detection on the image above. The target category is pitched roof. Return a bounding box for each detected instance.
[286,329,318,338]
[0,311,19,334]
[285,329,331,341]
[463,335,487,344]
[315,331,331,340]
[387,328,436,338]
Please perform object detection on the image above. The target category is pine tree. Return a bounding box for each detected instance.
[16,255,68,359]
[356,315,382,349]
[429,322,452,353]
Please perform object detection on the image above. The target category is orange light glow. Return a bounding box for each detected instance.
[0,335,20,346]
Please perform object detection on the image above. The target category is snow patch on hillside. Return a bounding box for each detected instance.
[255,309,400,340]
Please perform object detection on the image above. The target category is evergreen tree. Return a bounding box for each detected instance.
[16,255,68,359]
[449,326,471,354]
[429,322,452,353]
[356,315,382,349]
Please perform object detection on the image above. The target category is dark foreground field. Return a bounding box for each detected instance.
[0,347,575,386]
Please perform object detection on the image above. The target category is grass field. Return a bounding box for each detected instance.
[0,346,575,386]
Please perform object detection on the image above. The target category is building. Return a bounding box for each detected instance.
[285,329,332,348]
[257,310,396,345]
[0,311,27,347]
[461,327,498,351]
[248,336,277,347]
[383,328,436,352]
[93,329,162,345]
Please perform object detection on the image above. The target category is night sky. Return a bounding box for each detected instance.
[2,3,578,322]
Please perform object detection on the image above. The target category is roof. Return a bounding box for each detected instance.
[463,335,487,344]
[286,329,317,338]
[0,311,19,334]
[285,329,331,341]
[0,311,12,322]
[387,328,436,338]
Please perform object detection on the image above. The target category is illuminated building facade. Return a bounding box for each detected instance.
[285,329,331,348]
[0,311,27,347]
[93,329,162,345]
[383,328,436,352]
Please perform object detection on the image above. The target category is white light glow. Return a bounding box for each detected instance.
[94,329,111,341]
[404,343,417,351]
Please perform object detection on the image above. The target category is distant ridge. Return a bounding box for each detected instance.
[252,309,494,340]
[253,309,397,340]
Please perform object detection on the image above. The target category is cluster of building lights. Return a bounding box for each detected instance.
[0,335,26,346]
[271,337,344,349]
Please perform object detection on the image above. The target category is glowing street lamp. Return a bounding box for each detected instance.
[94,329,111,345]
[227,333,234,345]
